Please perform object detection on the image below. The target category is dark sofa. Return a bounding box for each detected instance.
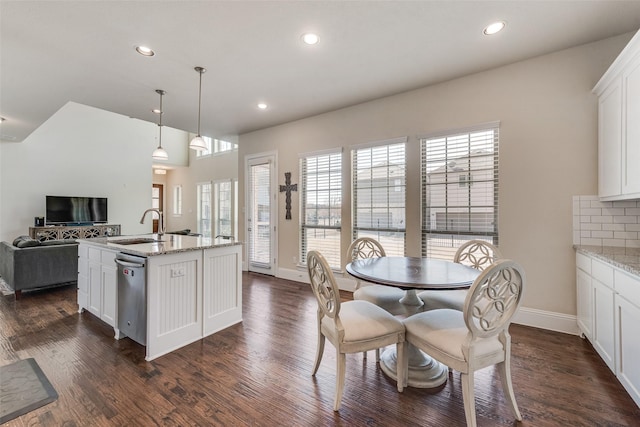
[0,237,78,299]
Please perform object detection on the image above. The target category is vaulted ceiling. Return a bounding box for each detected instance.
[2,1,640,143]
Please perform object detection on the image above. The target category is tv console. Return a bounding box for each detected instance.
[29,224,121,241]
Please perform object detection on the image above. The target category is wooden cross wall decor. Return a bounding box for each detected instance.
[279,172,297,220]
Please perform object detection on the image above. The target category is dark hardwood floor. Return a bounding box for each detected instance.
[1,273,638,426]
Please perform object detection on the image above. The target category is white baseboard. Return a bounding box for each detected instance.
[262,267,580,336]
[512,307,580,336]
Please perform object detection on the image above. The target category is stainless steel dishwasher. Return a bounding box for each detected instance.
[115,253,147,346]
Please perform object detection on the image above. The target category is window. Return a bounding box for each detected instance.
[197,182,212,237]
[173,185,182,216]
[300,150,342,269]
[352,138,406,256]
[214,180,233,238]
[421,122,499,260]
[195,136,238,158]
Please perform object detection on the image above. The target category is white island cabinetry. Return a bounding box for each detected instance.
[78,243,118,332]
[576,249,640,407]
[77,236,243,361]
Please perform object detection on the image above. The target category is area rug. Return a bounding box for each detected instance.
[0,358,58,424]
[0,276,13,296]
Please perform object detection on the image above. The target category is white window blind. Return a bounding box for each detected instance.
[173,185,182,216]
[197,182,212,237]
[248,163,272,267]
[352,139,406,256]
[421,123,499,260]
[300,150,342,269]
[214,180,233,238]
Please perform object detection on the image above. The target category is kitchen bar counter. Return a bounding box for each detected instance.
[574,245,640,277]
[77,233,241,256]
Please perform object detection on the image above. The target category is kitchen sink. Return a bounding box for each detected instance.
[110,238,163,245]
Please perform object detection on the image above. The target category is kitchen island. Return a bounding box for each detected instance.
[77,234,242,361]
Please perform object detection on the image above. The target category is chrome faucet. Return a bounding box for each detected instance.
[140,208,165,237]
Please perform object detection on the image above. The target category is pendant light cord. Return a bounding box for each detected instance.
[159,91,163,147]
[197,68,203,136]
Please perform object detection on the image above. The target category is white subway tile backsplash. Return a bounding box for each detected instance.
[592,215,613,223]
[602,223,625,231]
[573,195,640,248]
[592,230,614,239]
[603,208,626,216]
[582,237,603,246]
[581,208,602,215]
[614,231,638,240]
[583,223,604,231]
[613,216,638,224]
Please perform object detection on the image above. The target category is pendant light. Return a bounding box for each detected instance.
[189,66,208,151]
[152,89,169,161]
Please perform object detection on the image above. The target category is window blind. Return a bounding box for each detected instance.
[214,180,233,237]
[421,123,499,260]
[300,150,342,269]
[352,139,406,256]
[197,182,212,237]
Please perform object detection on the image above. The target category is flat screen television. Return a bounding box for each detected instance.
[45,196,108,225]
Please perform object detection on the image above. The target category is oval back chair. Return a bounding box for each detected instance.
[419,239,502,311]
[402,259,525,427]
[307,250,406,411]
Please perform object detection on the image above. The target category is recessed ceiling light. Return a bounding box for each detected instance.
[257,103,268,110]
[136,45,155,56]
[301,33,319,45]
[483,21,506,35]
[152,108,162,114]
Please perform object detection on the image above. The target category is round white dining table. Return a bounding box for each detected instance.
[346,256,479,388]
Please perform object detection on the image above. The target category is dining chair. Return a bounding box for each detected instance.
[418,240,502,311]
[307,250,406,411]
[401,259,525,427]
[348,237,406,316]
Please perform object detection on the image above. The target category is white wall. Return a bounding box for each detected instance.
[237,32,635,332]
[0,102,186,241]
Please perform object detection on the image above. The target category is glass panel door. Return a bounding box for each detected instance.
[247,155,276,274]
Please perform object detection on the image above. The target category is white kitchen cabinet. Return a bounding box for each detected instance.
[78,243,118,329]
[597,81,622,198]
[576,254,593,340]
[614,270,640,407]
[593,29,640,200]
[592,275,616,371]
[622,51,640,196]
[576,250,640,408]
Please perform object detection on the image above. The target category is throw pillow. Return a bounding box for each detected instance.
[15,238,40,248]
[12,235,31,246]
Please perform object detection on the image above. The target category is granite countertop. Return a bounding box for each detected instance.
[574,245,640,277]
[77,234,242,257]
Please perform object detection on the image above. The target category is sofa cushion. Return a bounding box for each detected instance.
[40,239,77,246]
[15,238,40,248]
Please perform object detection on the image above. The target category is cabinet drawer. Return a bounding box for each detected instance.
[615,270,640,308]
[88,247,101,261]
[101,250,116,265]
[592,258,614,287]
[576,252,591,273]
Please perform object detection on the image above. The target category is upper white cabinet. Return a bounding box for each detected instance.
[593,30,640,200]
